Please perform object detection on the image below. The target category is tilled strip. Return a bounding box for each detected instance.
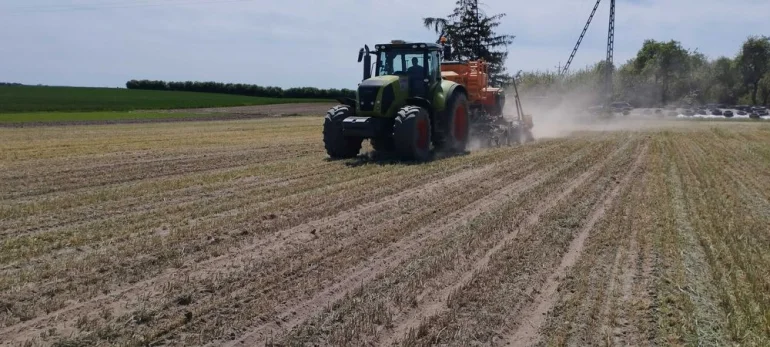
[135,142,587,346]
[266,136,628,347]
[382,138,642,347]
[375,136,642,347]
[0,142,562,345]
[504,142,648,346]
[0,157,340,237]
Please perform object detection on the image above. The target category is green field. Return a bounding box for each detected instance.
[0,111,247,124]
[0,85,330,113]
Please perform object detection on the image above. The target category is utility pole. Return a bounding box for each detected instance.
[561,0,602,76]
[605,0,615,104]
[559,0,616,105]
[474,0,481,60]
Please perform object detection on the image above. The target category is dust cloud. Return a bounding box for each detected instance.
[505,92,679,140]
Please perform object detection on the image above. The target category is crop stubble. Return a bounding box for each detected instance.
[1,118,769,346]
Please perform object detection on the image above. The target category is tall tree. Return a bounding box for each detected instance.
[633,39,691,105]
[710,57,741,104]
[736,35,770,105]
[423,0,515,84]
[759,72,770,105]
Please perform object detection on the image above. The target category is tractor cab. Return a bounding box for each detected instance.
[358,40,443,101]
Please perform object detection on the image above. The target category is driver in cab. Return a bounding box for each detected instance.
[407,57,422,78]
[406,57,424,95]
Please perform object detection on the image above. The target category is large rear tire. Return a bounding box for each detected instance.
[443,92,470,152]
[323,105,362,159]
[393,106,432,161]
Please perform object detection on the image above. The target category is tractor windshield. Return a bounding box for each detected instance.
[376,49,425,77]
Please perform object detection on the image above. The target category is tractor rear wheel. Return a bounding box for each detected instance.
[443,92,470,152]
[393,106,432,161]
[323,105,362,159]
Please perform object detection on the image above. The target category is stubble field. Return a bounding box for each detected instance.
[1,116,769,346]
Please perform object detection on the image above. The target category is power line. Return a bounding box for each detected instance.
[3,0,253,14]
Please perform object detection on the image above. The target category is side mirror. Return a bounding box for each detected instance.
[358,48,364,63]
[443,45,452,60]
[363,53,372,81]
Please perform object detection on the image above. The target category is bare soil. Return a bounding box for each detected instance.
[1,117,769,346]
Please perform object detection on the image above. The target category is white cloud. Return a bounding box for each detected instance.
[1,0,768,89]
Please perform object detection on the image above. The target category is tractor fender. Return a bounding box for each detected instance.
[336,97,357,110]
[441,85,468,120]
[445,84,468,106]
[404,97,432,112]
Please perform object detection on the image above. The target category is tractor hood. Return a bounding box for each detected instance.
[356,75,404,117]
[360,75,399,87]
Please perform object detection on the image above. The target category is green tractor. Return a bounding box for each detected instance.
[323,40,471,161]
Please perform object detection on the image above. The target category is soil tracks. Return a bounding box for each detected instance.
[3,118,765,347]
[505,143,648,346]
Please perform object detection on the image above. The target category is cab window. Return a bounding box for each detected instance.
[377,49,426,76]
[428,51,440,82]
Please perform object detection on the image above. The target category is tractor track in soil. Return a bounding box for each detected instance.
[378,138,637,347]
[215,143,598,347]
[0,156,350,244]
[0,142,560,345]
[0,161,358,274]
[4,118,767,347]
[0,158,336,239]
[3,155,500,328]
[0,166,485,341]
[151,142,595,346]
[504,142,648,347]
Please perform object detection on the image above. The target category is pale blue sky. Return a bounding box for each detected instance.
[1,0,768,89]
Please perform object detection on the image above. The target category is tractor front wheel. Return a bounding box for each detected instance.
[393,106,432,161]
[323,105,362,159]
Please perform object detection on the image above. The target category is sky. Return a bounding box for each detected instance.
[1,0,769,89]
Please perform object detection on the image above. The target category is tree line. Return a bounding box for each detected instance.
[125,80,355,99]
[515,35,770,107]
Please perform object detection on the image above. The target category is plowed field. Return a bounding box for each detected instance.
[2,117,769,346]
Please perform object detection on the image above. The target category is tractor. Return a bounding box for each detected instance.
[323,39,533,161]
